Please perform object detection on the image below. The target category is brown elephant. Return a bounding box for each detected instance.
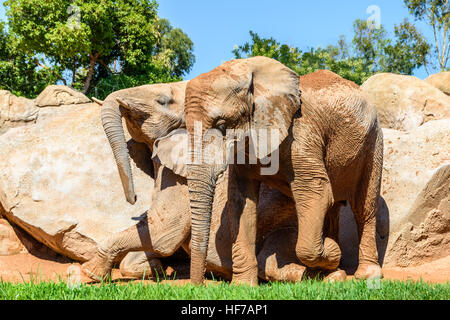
[163,57,383,285]
[82,81,333,282]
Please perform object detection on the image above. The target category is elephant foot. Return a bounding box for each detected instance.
[297,238,342,271]
[81,251,114,282]
[354,263,383,280]
[272,264,306,283]
[324,269,347,282]
[119,252,164,279]
[231,270,259,287]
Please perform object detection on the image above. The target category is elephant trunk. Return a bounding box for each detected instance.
[187,163,219,284]
[101,100,136,205]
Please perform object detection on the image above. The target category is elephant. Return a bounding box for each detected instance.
[81,81,338,283]
[167,56,383,285]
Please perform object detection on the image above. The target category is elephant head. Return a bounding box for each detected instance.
[101,82,187,205]
[181,57,301,284]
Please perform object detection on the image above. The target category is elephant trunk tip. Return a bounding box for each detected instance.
[126,193,137,205]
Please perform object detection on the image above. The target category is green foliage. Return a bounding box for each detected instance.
[383,19,431,74]
[0,279,448,300]
[91,66,181,100]
[4,0,195,97]
[156,19,195,78]
[403,0,449,71]
[233,31,302,72]
[0,22,58,97]
[352,19,390,73]
[233,31,374,84]
[234,19,431,86]
[352,18,430,76]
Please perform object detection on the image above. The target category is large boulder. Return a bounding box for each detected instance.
[361,73,450,131]
[0,103,154,262]
[0,90,38,134]
[35,85,91,107]
[340,119,450,269]
[0,219,24,256]
[425,72,450,96]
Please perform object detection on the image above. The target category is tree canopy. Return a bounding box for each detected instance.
[3,0,195,98]
[404,0,449,71]
[233,17,431,85]
[0,22,58,97]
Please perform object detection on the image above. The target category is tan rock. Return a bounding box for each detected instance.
[0,219,24,256]
[0,90,38,133]
[425,72,450,95]
[361,73,450,131]
[0,103,154,262]
[386,165,449,267]
[35,85,91,107]
[340,119,450,269]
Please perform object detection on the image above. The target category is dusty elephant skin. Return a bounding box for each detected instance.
[82,81,315,283]
[179,57,383,285]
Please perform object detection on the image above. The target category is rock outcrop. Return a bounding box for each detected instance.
[0,90,38,133]
[425,72,450,96]
[0,219,24,256]
[0,103,155,262]
[35,85,91,107]
[340,119,450,269]
[361,73,450,131]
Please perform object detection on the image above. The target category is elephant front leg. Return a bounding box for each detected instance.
[82,207,190,281]
[291,170,342,271]
[228,168,260,286]
[81,219,155,281]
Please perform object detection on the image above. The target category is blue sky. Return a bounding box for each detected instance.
[0,1,435,80]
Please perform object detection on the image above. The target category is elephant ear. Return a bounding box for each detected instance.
[152,129,190,178]
[247,56,301,160]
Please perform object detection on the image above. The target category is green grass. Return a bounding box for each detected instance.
[0,279,449,300]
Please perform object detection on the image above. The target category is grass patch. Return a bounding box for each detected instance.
[0,279,449,300]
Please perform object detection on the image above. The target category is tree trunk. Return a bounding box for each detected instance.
[72,57,76,87]
[83,53,98,94]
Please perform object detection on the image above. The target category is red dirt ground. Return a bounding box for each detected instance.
[0,252,449,286]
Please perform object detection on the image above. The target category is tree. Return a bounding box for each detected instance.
[404,0,449,71]
[0,22,59,97]
[156,19,195,78]
[5,0,195,95]
[352,19,390,74]
[233,31,302,73]
[233,23,431,86]
[383,19,431,74]
[352,18,430,75]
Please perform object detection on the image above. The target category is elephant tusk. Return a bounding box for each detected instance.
[116,98,130,109]
[92,97,104,105]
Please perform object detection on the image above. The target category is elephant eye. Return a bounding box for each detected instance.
[215,119,227,135]
[157,95,171,106]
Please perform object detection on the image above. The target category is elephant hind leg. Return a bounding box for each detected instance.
[351,133,383,279]
[257,228,306,283]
